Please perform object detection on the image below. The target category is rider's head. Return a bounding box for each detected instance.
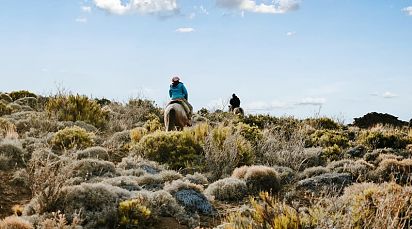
[172,76,180,83]
[232,93,236,98]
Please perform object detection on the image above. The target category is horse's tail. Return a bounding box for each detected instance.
[166,108,175,131]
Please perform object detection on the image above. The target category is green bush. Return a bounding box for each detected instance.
[358,128,412,149]
[51,126,94,150]
[9,90,37,101]
[136,131,203,170]
[308,130,350,160]
[235,122,263,146]
[118,197,153,228]
[304,117,341,130]
[46,94,109,129]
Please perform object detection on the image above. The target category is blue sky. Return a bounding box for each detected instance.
[0,0,411,123]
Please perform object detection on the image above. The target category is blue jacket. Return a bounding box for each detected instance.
[169,82,188,100]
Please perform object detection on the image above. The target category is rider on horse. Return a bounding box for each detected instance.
[168,76,193,118]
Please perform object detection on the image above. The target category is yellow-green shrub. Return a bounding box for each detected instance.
[236,122,263,145]
[143,116,163,132]
[130,127,148,144]
[358,127,412,149]
[9,90,37,101]
[51,126,94,150]
[118,198,152,228]
[305,117,341,130]
[309,130,349,160]
[136,131,203,170]
[46,94,109,129]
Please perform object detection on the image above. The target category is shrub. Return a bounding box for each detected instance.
[50,126,94,150]
[327,159,375,182]
[0,100,12,116]
[241,114,280,129]
[358,127,412,149]
[118,197,153,228]
[333,182,412,228]
[222,192,300,229]
[76,146,109,161]
[164,180,215,215]
[205,178,247,201]
[232,165,281,194]
[256,126,317,171]
[0,93,13,103]
[203,125,254,180]
[0,140,25,170]
[46,94,108,129]
[38,211,81,229]
[15,97,37,109]
[104,130,131,162]
[54,183,131,229]
[0,118,17,138]
[69,159,116,180]
[304,117,342,130]
[309,130,350,160]
[0,216,33,229]
[103,176,141,191]
[130,127,148,143]
[116,156,163,174]
[183,172,208,186]
[143,116,163,132]
[136,131,203,170]
[300,166,330,179]
[9,90,37,101]
[235,122,263,146]
[372,159,412,184]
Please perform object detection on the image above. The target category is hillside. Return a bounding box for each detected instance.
[1,90,412,228]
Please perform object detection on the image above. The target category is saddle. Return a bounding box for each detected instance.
[168,99,191,118]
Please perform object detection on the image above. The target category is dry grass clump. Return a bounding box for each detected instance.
[232,165,281,194]
[204,178,247,201]
[69,159,116,180]
[221,192,300,229]
[27,151,70,215]
[103,130,131,162]
[183,172,208,186]
[76,146,109,161]
[159,170,183,183]
[0,100,13,116]
[50,126,94,150]
[300,166,330,179]
[102,176,141,191]
[326,159,375,182]
[136,130,203,170]
[321,182,412,228]
[54,183,131,229]
[116,156,163,174]
[372,158,412,184]
[11,169,30,188]
[0,93,13,103]
[15,97,37,109]
[256,125,319,171]
[0,216,33,229]
[0,139,26,170]
[0,117,17,137]
[38,210,81,229]
[203,125,254,180]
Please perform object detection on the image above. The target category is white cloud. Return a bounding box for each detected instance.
[82,6,92,13]
[93,0,178,15]
[286,31,296,36]
[402,6,412,16]
[216,0,300,14]
[175,27,195,33]
[382,91,398,99]
[75,17,88,23]
[296,97,326,106]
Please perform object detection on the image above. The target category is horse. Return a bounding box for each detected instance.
[229,105,245,117]
[164,102,191,131]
